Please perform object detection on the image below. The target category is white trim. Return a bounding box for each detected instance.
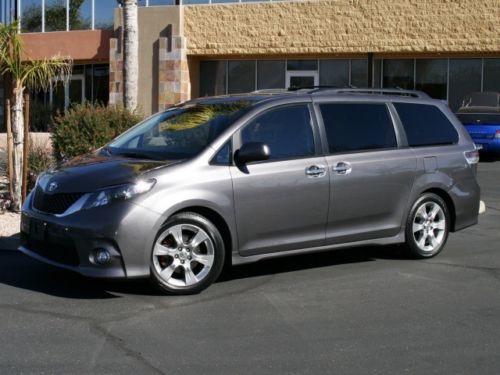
[17,0,21,31]
[91,0,95,30]
[41,0,45,32]
[285,71,319,89]
[66,0,69,31]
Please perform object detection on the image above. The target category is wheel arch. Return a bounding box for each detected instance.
[170,206,234,267]
[421,188,457,232]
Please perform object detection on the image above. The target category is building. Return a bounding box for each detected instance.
[0,0,499,131]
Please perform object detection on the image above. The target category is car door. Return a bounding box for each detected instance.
[230,103,329,256]
[315,101,417,245]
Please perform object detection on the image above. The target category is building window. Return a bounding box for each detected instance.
[200,61,226,97]
[350,59,368,88]
[257,60,285,90]
[228,61,256,94]
[21,0,42,32]
[319,60,349,87]
[383,59,414,90]
[415,59,447,100]
[70,0,92,30]
[19,0,114,32]
[483,59,500,93]
[449,59,482,111]
[287,60,318,71]
[94,0,114,29]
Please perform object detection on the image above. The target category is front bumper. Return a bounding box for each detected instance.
[20,192,163,279]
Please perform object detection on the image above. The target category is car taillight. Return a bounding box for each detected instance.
[464,149,480,164]
[495,130,500,139]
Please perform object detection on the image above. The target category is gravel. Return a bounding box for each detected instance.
[0,212,20,237]
[1,147,21,244]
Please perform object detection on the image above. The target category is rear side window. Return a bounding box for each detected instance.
[394,103,459,147]
[319,103,397,153]
[241,105,315,161]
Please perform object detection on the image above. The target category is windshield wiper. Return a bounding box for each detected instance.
[116,151,157,160]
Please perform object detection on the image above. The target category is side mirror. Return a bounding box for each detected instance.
[235,142,271,164]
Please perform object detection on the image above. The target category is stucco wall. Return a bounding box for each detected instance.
[114,6,181,114]
[184,0,500,56]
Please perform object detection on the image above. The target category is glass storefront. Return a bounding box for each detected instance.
[19,0,114,32]
[200,58,500,111]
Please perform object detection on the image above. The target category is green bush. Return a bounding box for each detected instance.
[28,143,54,191]
[51,103,143,161]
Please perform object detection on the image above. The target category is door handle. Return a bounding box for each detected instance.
[333,162,352,175]
[305,164,326,178]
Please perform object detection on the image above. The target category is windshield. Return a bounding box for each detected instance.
[107,101,252,160]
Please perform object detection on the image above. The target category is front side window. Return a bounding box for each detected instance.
[108,101,251,160]
[394,103,459,147]
[241,105,315,161]
[320,103,397,153]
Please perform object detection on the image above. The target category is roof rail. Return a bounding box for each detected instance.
[310,88,431,99]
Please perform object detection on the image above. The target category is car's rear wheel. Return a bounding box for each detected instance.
[150,212,225,295]
[404,193,450,258]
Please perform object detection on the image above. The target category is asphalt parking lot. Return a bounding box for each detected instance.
[1,160,499,374]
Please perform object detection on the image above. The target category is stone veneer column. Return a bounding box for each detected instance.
[158,35,190,111]
[109,38,123,106]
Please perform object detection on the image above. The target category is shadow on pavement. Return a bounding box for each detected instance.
[0,244,407,299]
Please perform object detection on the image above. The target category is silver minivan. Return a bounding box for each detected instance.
[20,89,481,294]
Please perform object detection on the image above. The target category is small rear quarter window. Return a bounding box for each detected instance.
[394,103,459,147]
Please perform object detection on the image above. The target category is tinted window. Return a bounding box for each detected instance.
[320,103,397,153]
[257,61,285,90]
[228,61,256,94]
[241,105,315,160]
[394,103,459,147]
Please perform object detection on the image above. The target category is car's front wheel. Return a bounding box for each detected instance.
[150,212,225,295]
[404,193,450,258]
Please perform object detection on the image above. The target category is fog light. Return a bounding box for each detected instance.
[95,248,111,265]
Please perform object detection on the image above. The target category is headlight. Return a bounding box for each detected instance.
[82,179,156,210]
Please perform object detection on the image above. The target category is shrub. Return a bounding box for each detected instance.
[28,142,54,191]
[51,103,143,162]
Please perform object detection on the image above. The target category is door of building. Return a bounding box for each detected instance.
[286,71,319,89]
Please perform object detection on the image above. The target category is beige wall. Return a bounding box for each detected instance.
[184,0,499,56]
[115,6,181,114]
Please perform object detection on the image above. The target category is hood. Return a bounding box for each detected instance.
[37,153,181,194]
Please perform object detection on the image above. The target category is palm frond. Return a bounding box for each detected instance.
[22,56,73,91]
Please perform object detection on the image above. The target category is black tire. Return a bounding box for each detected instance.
[150,212,225,295]
[404,193,450,259]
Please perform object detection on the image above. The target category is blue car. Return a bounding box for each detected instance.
[456,92,500,153]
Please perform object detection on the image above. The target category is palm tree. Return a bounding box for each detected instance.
[121,0,138,111]
[0,21,72,211]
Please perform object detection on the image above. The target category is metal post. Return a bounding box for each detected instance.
[22,92,29,203]
[91,0,94,30]
[16,0,21,31]
[41,0,45,32]
[367,52,374,88]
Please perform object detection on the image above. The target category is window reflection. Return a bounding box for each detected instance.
[383,59,414,90]
[21,0,42,32]
[416,59,447,100]
[320,60,349,87]
[449,59,482,111]
[70,0,92,30]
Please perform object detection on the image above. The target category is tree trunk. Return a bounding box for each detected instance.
[10,84,24,212]
[123,0,139,112]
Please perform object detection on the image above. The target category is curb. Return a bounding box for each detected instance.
[0,234,20,251]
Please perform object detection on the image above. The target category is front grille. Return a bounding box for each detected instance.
[21,232,80,266]
[33,186,84,215]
